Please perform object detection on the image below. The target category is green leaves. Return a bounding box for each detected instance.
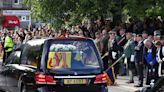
[24,0,164,29]
[124,0,164,19]
[24,0,115,29]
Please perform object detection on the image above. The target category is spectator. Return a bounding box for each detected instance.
[142,31,149,40]
[153,30,161,43]
[134,34,144,87]
[24,32,32,42]
[144,39,158,85]
[108,30,120,78]
[124,31,135,84]
[155,40,164,77]
[16,31,25,43]
[117,28,127,76]
[94,31,101,52]
[3,32,14,63]
[100,29,109,70]
[78,30,84,37]
[117,28,127,47]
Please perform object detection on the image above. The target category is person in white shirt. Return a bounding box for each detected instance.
[155,40,164,77]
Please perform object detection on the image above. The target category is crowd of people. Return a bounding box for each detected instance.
[1,17,164,89]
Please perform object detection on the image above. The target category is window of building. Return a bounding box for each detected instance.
[20,16,30,21]
[18,16,21,19]
[26,16,30,20]
[21,16,26,21]
[14,0,19,4]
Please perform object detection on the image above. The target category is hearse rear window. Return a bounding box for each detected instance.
[47,40,100,70]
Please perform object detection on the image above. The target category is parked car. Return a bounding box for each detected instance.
[0,37,108,92]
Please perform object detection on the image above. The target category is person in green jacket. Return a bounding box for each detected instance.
[3,32,14,63]
[124,31,135,84]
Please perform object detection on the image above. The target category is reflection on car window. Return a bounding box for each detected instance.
[6,53,14,64]
[21,43,43,67]
[47,40,99,69]
[6,51,21,64]
[14,51,21,64]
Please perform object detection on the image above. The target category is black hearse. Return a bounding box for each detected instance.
[0,37,108,92]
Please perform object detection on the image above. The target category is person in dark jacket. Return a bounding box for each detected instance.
[100,29,109,70]
[155,40,164,77]
[117,28,127,76]
[108,30,120,78]
[144,39,159,85]
[117,28,127,47]
[134,34,144,87]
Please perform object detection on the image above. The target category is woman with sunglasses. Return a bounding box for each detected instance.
[107,30,120,79]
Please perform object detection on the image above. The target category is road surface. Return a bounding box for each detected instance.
[108,76,149,92]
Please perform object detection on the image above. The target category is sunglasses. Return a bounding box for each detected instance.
[109,33,116,35]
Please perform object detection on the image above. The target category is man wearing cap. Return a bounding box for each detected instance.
[124,31,135,83]
[134,34,144,87]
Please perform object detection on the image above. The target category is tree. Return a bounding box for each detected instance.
[25,0,164,29]
[123,0,164,19]
[24,0,114,29]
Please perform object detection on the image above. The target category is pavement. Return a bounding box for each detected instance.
[108,76,149,92]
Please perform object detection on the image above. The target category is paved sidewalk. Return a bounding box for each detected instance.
[108,76,149,92]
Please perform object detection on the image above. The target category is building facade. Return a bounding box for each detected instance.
[0,0,31,28]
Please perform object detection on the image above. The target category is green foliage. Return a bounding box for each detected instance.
[124,0,164,19]
[24,0,164,29]
[24,0,114,29]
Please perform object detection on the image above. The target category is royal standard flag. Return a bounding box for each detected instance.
[104,54,125,86]
[47,52,72,69]
[105,66,116,85]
